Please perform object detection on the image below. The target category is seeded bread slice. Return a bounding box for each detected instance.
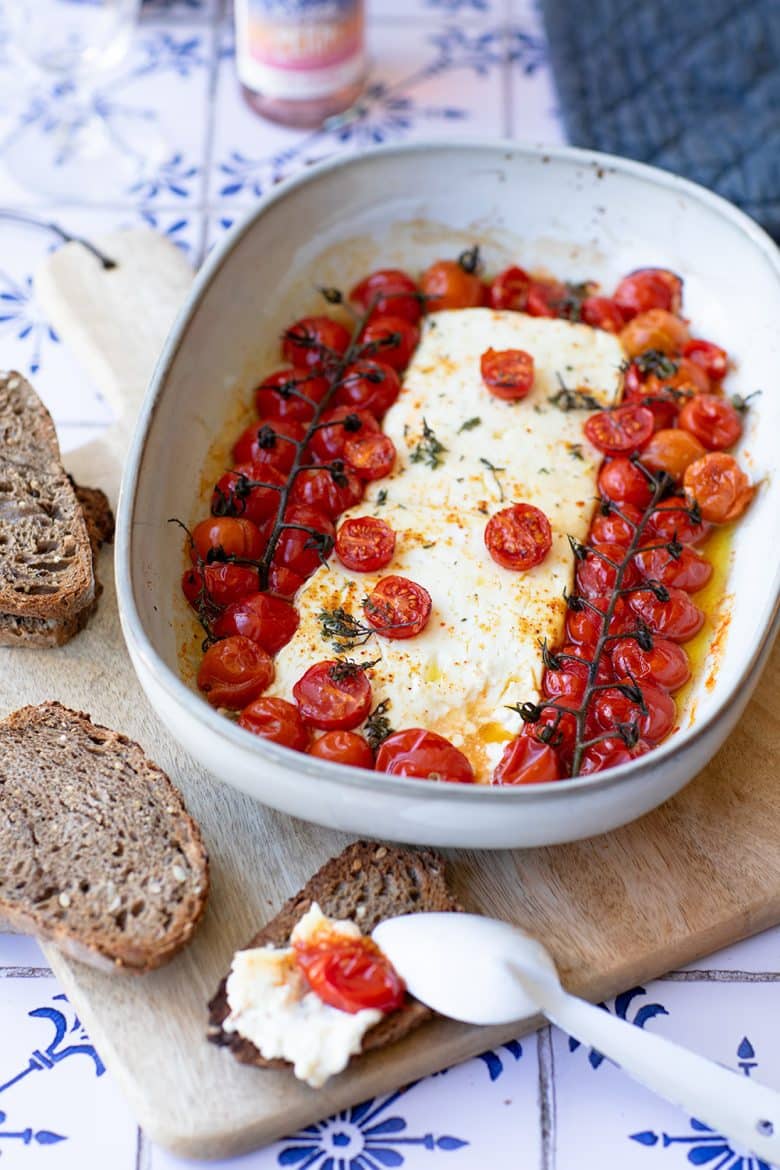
[0,702,209,973]
[0,372,95,621]
[208,841,461,1069]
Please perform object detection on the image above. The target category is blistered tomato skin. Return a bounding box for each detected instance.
[493,736,561,785]
[293,660,373,731]
[191,517,265,564]
[294,938,406,1014]
[610,637,691,692]
[282,316,351,369]
[683,453,755,523]
[359,316,419,371]
[376,729,475,783]
[212,463,286,526]
[212,591,299,655]
[197,636,274,709]
[628,586,705,643]
[239,697,312,751]
[233,418,305,473]
[307,730,375,769]
[678,394,742,451]
[633,545,713,593]
[683,338,728,382]
[620,309,690,358]
[254,368,329,423]
[614,268,682,318]
[598,457,654,508]
[182,563,258,611]
[580,296,626,333]
[335,360,401,419]
[420,259,483,311]
[350,268,421,325]
[640,429,707,481]
[489,266,531,311]
[309,406,380,462]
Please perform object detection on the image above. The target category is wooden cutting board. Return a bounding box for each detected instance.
[2,231,779,1161]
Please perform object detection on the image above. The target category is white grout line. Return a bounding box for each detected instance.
[537,1025,557,1170]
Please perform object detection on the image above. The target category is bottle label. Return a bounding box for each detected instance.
[235,0,365,101]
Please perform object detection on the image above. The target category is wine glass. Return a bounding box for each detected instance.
[2,0,165,200]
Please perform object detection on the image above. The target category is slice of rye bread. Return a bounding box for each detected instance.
[0,371,95,621]
[0,702,209,973]
[208,841,462,1068]
[0,480,114,648]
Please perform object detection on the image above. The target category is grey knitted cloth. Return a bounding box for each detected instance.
[540,0,780,240]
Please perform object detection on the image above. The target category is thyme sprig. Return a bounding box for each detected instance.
[479,456,506,501]
[328,657,381,682]
[365,699,394,749]
[410,417,447,469]
[318,607,376,652]
[549,373,603,412]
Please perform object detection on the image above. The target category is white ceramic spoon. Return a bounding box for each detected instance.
[373,913,780,1163]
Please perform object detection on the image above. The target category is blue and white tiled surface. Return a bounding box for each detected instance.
[0,0,778,1166]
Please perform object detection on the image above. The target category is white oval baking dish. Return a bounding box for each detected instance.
[116,140,780,849]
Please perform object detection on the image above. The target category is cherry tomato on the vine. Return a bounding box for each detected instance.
[580,296,626,333]
[350,268,422,325]
[592,677,676,745]
[578,736,651,775]
[375,728,475,783]
[212,462,286,526]
[565,594,632,647]
[254,368,329,423]
[273,506,335,579]
[307,730,375,769]
[363,575,432,639]
[480,347,535,400]
[191,516,265,565]
[610,636,691,692]
[576,542,639,598]
[640,428,707,482]
[678,394,742,451]
[583,403,654,455]
[525,278,567,318]
[620,309,690,359]
[282,315,351,369]
[182,563,258,611]
[212,590,299,655]
[233,418,305,473]
[633,545,712,593]
[589,502,643,548]
[683,338,728,383]
[484,503,552,571]
[493,735,561,785]
[359,315,419,371]
[683,453,755,523]
[289,466,364,519]
[647,496,712,545]
[239,696,311,751]
[598,456,654,508]
[335,516,396,572]
[197,635,274,709]
[309,406,380,462]
[489,265,531,311]
[628,585,705,642]
[266,563,306,600]
[613,268,682,318]
[335,360,401,419]
[420,258,483,311]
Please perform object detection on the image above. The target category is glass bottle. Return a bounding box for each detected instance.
[234,0,366,129]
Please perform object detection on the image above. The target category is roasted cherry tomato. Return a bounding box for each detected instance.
[580,296,626,333]
[266,563,306,600]
[565,594,632,647]
[363,575,432,639]
[375,728,475,783]
[609,636,691,692]
[576,542,639,598]
[359,315,419,371]
[212,463,286,525]
[598,457,653,508]
[282,315,351,369]
[289,466,364,519]
[579,736,650,775]
[197,636,274,709]
[344,431,397,481]
[620,309,690,358]
[420,258,483,311]
[525,278,566,318]
[307,730,375,769]
[589,502,643,548]
[212,590,299,655]
[484,503,552,571]
[678,394,742,451]
[253,368,329,423]
[683,453,755,523]
[520,708,577,770]
[273,506,335,578]
[633,545,712,593]
[613,268,682,318]
[647,495,712,545]
[593,677,676,745]
[350,268,421,325]
[191,516,265,564]
[335,360,401,419]
[640,428,707,482]
[182,563,258,610]
[584,404,654,455]
[489,265,531,311]
[493,735,561,785]
[628,585,705,642]
[238,696,311,750]
[336,516,396,572]
[480,347,535,400]
[293,659,373,731]
[233,418,305,473]
[622,365,681,432]
[293,938,406,1013]
[542,667,586,702]
[683,338,728,383]
[644,355,710,397]
[309,405,380,462]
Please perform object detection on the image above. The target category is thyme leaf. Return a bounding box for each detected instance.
[479,456,506,502]
[328,656,381,682]
[365,699,394,749]
[318,607,375,651]
[549,374,602,412]
[458,416,482,433]
[410,417,447,469]
[634,349,679,379]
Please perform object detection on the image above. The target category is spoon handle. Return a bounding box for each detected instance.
[524,972,780,1162]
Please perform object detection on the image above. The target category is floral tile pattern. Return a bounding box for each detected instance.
[0,2,779,1169]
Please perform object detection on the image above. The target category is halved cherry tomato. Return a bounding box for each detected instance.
[584,404,654,455]
[480,347,535,400]
[589,502,643,548]
[197,636,274,709]
[364,575,432,639]
[294,938,405,1013]
[212,591,299,655]
[683,338,728,383]
[489,265,531,311]
[565,595,632,647]
[484,503,552,571]
[350,268,421,325]
[254,368,329,423]
[309,406,380,462]
[579,736,650,775]
[266,563,306,600]
[344,431,397,481]
[289,467,364,519]
[598,457,653,508]
[610,637,691,692]
[647,496,712,545]
[359,315,419,371]
[191,516,265,564]
[576,542,639,598]
[233,418,305,473]
[307,730,375,769]
[593,677,676,745]
[613,268,682,318]
[182,563,258,611]
[493,735,561,785]
[640,428,707,482]
[420,258,483,311]
[335,360,401,418]
[212,463,286,525]
[620,309,690,358]
[580,296,626,333]
[273,506,335,578]
[628,585,705,642]
[282,315,351,369]
[239,696,311,750]
[375,728,475,783]
[336,516,396,572]
[678,394,742,451]
[633,545,712,593]
[683,453,755,523]
[293,659,373,731]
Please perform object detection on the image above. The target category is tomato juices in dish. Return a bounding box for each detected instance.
[181,256,755,786]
